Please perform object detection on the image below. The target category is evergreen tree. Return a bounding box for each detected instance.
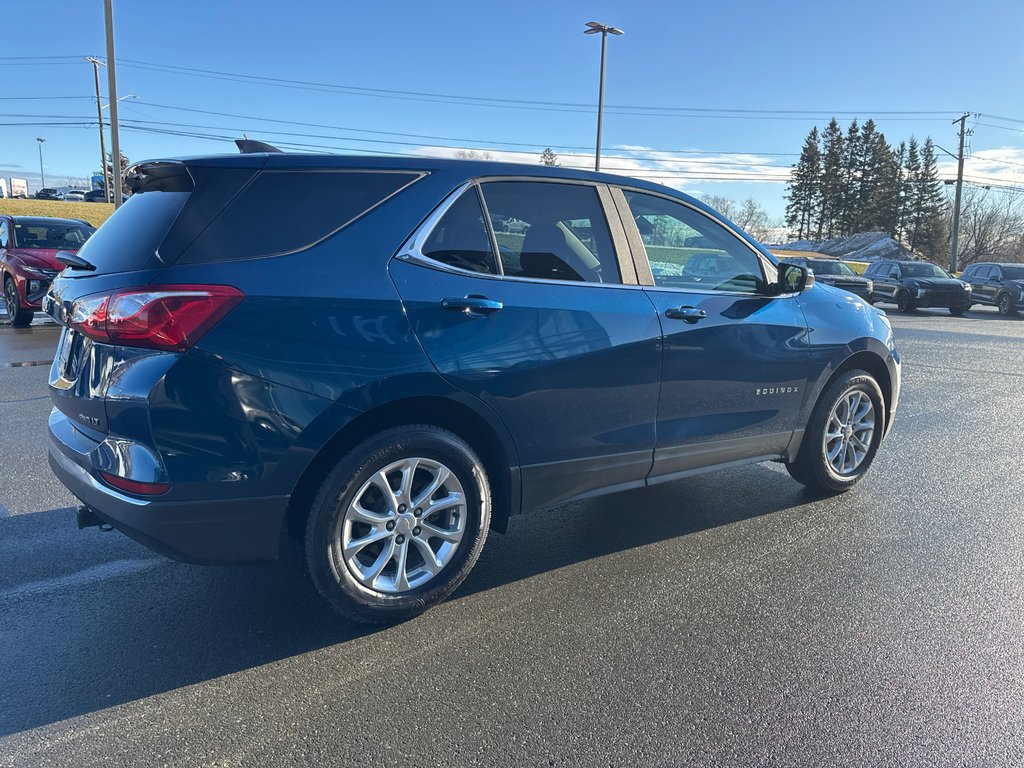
[817,118,845,239]
[887,141,907,240]
[838,120,861,235]
[104,151,131,196]
[784,127,822,239]
[914,138,948,258]
[856,119,882,231]
[539,147,559,166]
[902,137,922,245]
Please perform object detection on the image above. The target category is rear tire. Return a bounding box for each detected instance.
[304,425,491,624]
[4,277,33,327]
[786,370,885,493]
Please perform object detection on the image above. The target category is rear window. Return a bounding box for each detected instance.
[177,170,421,264]
[73,191,190,274]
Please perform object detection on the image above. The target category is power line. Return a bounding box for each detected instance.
[111,58,957,121]
[977,112,1024,126]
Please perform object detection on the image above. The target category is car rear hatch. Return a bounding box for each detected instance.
[45,158,262,438]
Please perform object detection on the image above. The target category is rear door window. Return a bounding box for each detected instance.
[479,181,620,284]
[421,188,498,274]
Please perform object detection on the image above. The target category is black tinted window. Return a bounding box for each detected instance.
[623,191,769,293]
[75,191,189,274]
[480,182,619,284]
[180,170,419,264]
[422,190,498,274]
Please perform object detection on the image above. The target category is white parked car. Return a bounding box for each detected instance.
[63,189,89,202]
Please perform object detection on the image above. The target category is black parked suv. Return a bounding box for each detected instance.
[864,259,972,314]
[780,257,873,302]
[960,262,1024,315]
[45,154,901,623]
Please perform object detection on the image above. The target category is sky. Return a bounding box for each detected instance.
[3,0,1024,218]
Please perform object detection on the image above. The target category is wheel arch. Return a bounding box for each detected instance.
[812,349,894,433]
[284,395,520,543]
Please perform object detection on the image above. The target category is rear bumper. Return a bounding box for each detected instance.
[48,420,289,564]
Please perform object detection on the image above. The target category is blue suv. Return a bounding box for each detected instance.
[45,154,901,622]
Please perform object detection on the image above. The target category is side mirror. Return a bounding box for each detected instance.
[889,269,900,278]
[778,263,814,293]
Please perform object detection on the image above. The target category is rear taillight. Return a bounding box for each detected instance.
[98,471,171,496]
[68,285,243,352]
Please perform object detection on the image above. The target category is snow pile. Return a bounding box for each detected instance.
[773,232,912,262]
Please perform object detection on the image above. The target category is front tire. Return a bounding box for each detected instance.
[949,303,970,316]
[997,293,1017,316]
[4,278,33,327]
[304,425,491,624]
[896,290,916,313]
[786,370,885,493]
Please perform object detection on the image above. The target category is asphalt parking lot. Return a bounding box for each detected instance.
[1,306,1022,767]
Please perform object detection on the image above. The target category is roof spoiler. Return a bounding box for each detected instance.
[235,138,283,154]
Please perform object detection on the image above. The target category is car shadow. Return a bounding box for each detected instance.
[0,463,818,736]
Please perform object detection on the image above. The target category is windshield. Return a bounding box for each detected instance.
[1002,266,1024,280]
[12,219,95,249]
[810,260,856,276]
[903,263,951,278]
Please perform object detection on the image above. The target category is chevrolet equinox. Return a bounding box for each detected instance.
[45,154,901,623]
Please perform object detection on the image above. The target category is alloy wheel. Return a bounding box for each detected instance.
[823,388,876,476]
[4,280,16,322]
[998,294,1012,315]
[335,457,466,594]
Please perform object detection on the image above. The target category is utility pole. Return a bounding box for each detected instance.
[86,57,110,204]
[584,22,624,172]
[103,0,123,208]
[949,113,970,273]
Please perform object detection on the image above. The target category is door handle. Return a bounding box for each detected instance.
[664,306,707,323]
[441,295,504,316]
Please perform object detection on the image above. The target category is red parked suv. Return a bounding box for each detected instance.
[0,216,95,326]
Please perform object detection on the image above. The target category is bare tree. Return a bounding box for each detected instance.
[948,184,1024,265]
[453,149,494,161]
[701,194,781,243]
[700,195,736,220]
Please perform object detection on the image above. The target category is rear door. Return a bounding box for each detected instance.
[612,187,811,481]
[391,179,662,511]
[981,266,1001,304]
[872,262,900,301]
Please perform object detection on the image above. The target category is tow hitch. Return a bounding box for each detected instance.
[76,505,113,532]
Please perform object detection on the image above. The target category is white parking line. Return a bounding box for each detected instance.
[0,558,166,602]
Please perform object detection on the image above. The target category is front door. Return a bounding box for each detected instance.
[613,188,812,482]
[391,180,662,512]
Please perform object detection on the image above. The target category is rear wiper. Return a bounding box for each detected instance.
[56,251,96,271]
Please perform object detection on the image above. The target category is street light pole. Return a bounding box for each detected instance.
[584,21,624,172]
[36,138,46,190]
[86,57,110,204]
[104,0,123,209]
